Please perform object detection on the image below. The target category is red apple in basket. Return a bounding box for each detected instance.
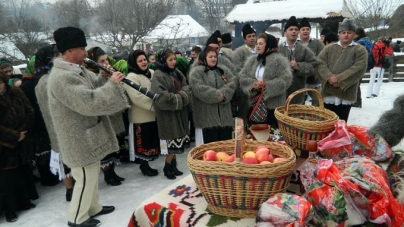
[260,161,272,164]
[243,157,259,164]
[256,152,273,163]
[226,154,235,162]
[216,152,230,162]
[273,157,286,163]
[267,152,274,163]
[243,151,256,159]
[203,150,217,161]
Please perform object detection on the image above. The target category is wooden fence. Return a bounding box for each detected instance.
[362,55,404,82]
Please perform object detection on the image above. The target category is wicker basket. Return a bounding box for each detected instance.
[274,88,339,150]
[187,140,296,218]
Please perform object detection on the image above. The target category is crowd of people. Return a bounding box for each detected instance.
[0,15,400,226]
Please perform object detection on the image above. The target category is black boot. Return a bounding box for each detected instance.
[163,163,176,180]
[140,160,158,177]
[111,166,125,181]
[171,159,183,176]
[144,161,158,174]
[104,168,121,186]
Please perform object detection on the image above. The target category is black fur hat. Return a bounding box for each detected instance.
[320,28,330,36]
[205,33,219,46]
[242,23,256,39]
[213,30,221,38]
[299,17,311,29]
[284,16,299,31]
[221,33,232,44]
[53,26,87,53]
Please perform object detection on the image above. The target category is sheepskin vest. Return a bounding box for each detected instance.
[305,38,324,85]
[278,42,317,104]
[240,53,293,110]
[124,70,156,124]
[233,45,253,72]
[189,64,236,129]
[0,86,35,170]
[218,56,237,76]
[47,58,130,168]
[221,48,234,63]
[317,43,367,101]
[151,69,190,140]
[35,74,60,153]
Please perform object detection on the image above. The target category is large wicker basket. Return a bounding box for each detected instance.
[274,88,339,150]
[187,140,296,218]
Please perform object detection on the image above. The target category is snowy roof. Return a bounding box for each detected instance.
[0,39,26,61]
[145,15,209,39]
[225,0,353,23]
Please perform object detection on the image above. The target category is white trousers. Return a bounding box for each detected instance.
[366,67,385,98]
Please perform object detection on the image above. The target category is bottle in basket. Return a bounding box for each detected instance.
[234,118,244,162]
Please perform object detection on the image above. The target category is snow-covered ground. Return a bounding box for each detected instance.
[1,82,403,227]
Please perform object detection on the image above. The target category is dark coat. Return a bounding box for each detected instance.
[0,86,35,170]
[151,69,191,140]
[20,76,51,153]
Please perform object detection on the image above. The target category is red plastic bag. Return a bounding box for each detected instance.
[317,120,353,161]
[255,193,314,227]
[347,125,393,161]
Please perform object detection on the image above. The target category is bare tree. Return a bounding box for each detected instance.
[347,0,404,37]
[389,4,404,37]
[199,0,246,32]
[0,0,50,61]
[48,0,93,32]
[90,0,176,51]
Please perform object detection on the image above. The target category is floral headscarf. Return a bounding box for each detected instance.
[34,45,55,84]
[155,49,175,74]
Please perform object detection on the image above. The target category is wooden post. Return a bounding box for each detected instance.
[388,55,394,82]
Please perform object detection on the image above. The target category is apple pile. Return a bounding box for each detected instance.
[202,146,286,164]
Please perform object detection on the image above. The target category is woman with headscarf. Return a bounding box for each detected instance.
[0,70,37,222]
[19,45,61,187]
[124,50,160,176]
[189,46,236,144]
[151,49,191,180]
[85,46,127,186]
[240,33,293,129]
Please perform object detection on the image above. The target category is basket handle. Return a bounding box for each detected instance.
[284,88,324,115]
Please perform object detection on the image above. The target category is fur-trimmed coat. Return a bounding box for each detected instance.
[278,42,317,104]
[240,53,293,110]
[47,58,130,168]
[189,64,236,129]
[233,45,253,72]
[317,43,367,101]
[35,74,60,153]
[124,70,155,124]
[151,69,190,140]
[0,86,35,170]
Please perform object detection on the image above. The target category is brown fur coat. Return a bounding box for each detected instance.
[0,86,35,170]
